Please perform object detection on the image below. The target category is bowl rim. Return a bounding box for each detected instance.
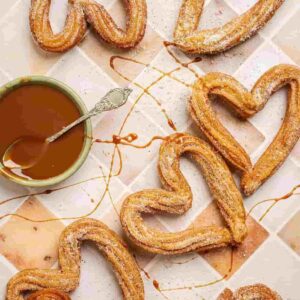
[0,75,93,188]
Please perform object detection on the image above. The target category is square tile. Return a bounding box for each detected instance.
[35,155,126,223]
[244,158,300,232]
[195,34,263,75]
[260,0,300,37]
[147,0,184,40]
[195,203,269,278]
[0,177,29,227]
[80,1,164,87]
[0,196,65,270]
[48,48,117,126]
[132,47,198,133]
[92,97,165,185]
[278,209,300,256]
[140,71,192,132]
[198,0,237,30]
[273,8,300,65]
[0,0,19,19]
[235,42,294,89]
[71,242,123,300]
[146,254,225,300]
[228,238,300,299]
[95,190,128,238]
[0,0,61,77]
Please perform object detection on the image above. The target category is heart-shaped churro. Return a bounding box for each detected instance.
[174,0,284,54]
[217,284,282,300]
[121,133,247,255]
[30,0,87,53]
[30,0,147,53]
[190,64,300,196]
[6,218,144,300]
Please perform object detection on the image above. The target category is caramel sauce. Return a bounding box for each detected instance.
[161,247,234,292]
[153,280,160,290]
[0,84,84,180]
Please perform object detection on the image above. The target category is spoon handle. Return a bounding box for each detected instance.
[46,88,132,144]
[46,113,92,143]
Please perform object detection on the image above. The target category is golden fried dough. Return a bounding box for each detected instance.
[6,219,144,300]
[121,133,247,255]
[218,284,282,300]
[30,0,147,52]
[190,64,300,196]
[174,0,284,54]
[30,0,87,52]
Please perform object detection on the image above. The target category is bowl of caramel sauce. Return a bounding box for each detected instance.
[0,76,92,187]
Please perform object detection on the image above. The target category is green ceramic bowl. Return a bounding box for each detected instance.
[0,76,92,188]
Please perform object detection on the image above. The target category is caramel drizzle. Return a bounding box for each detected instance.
[247,184,300,221]
[160,246,234,292]
[94,134,166,149]
[0,43,298,294]
[132,255,170,300]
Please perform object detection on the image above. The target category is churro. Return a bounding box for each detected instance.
[218,284,282,300]
[190,64,300,196]
[121,133,247,255]
[6,219,144,300]
[174,0,284,54]
[30,0,87,53]
[82,0,147,49]
[30,0,147,52]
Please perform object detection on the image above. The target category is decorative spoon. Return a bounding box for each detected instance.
[2,88,132,170]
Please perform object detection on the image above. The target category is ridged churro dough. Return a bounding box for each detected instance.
[30,0,147,52]
[174,0,284,54]
[190,64,300,196]
[217,284,282,300]
[121,133,247,255]
[6,219,144,300]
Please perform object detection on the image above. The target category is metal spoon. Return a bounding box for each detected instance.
[2,88,132,170]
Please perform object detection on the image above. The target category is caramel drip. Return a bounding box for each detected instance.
[110,56,178,131]
[132,254,170,300]
[247,184,300,221]
[94,133,166,149]
[160,246,234,292]
[163,41,201,79]
[153,280,160,290]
